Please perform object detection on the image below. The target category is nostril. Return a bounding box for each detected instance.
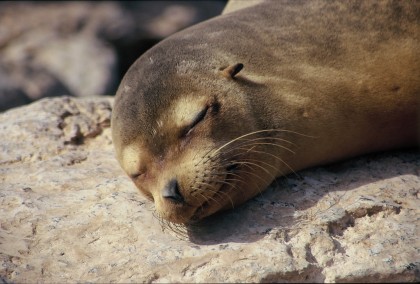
[162,179,184,203]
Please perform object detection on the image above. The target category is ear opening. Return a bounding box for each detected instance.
[220,63,244,79]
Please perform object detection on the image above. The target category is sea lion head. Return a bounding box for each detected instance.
[111,40,281,224]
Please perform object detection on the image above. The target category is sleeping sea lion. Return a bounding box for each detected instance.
[111,0,419,224]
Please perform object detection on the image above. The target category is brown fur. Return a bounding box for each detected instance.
[112,0,419,224]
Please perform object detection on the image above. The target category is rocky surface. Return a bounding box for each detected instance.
[0,1,225,111]
[0,97,419,283]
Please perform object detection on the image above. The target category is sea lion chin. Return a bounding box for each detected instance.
[111,0,419,224]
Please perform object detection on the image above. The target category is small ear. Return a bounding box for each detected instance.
[220,63,244,79]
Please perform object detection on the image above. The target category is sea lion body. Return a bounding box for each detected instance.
[112,0,419,224]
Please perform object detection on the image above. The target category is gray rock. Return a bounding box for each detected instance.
[0,66,30,112]
[0,97,418,282]
[0,1,226,112]
[33,35,117,98]
[0,2,124,111]
[0,63,72,111]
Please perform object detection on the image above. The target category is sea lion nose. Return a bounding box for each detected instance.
[162,179,184,203]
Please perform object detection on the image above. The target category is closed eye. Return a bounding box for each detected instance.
[130,172,143,179]
[129,169,146,180]
[181,106,209,137]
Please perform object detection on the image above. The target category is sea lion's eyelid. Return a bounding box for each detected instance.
[179,106,209,138]
[129,170,146,179]
[191,106,209,127]
[183,105,209,136]
[130,173,142,179]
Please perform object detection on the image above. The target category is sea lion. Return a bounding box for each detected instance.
[111,0,419,224]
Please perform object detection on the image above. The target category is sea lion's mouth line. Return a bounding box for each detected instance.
[191,163,241,221]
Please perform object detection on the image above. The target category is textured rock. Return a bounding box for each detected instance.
[0,97,419,283]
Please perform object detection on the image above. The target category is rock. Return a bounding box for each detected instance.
[0,63,72,112]
[33,35,118,98]
[0,2,122,110]
[0,1,226,112]
[0,66,30,112]
[0,97,418,283]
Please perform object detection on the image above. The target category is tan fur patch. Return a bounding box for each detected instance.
[169,95,208,129]
[121,143,142,176]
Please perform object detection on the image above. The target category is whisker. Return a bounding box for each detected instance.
[189,189,208,216]
[195,181,238,205]
[186,128,315,225]
[152,207,189,239]
[212,128,313,156]
[233,161,279,194]
[165,221,188,239]
[229,146,298,178]
[191,183,223,207]
[222,141,295,156]
[229,168,267,195]
[209,137,298,180]
[218,137,296,158]
[209,160,269,190]
[196,128,313,166]
[230,160,275,180]
[207,139,295,171]
[222,165,272,193]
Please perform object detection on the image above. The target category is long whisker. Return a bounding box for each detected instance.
[192,182,224,202]
[209,162,270,190]
[229,167,268,195]
[203,167,264,196]
[234,161,278,190]
[186,128,315,224]
[200,161,266,189]
[212,129,313,155]
[192,187,223,207]
[195,128,313,166]
[238,157,280,174]
[213,162,272,197]
[199,137,296,169]
[193,181,236,206]
[152,207,189,239]
[226,146,298,178]
[165,221,188,239]
[189,189,208,215]
[218,142,295,162]
[219,137,297,158]
[221,159,274,180]
[209,135,299,180]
